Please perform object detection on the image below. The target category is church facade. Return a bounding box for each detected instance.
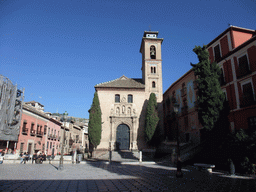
[94,31,164,151]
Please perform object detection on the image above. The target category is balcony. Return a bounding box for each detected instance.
[30,130,36,136]
[22,128,28,135]
[240,94,256,108]
[36,131,43,137]
[69,138,74,146]
[57,136,60,141]
[236,66,252,79]
[181,87,187,97]
[47,134,52,139]
[52,135,57,140]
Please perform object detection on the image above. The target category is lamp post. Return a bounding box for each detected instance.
[173,102,183,178]
[59,111,68,170]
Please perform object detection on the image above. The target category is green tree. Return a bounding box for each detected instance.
[88,92,102,149]
[191,45,225,130]
[145,93,159,144]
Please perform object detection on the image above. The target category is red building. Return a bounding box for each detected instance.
[17,101,61,156]
[163,26,256,143]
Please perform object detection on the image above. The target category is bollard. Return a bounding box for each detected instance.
[109,150,112,163]
[139,151,142,163]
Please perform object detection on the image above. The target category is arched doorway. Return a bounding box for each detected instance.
[116,124,130,150]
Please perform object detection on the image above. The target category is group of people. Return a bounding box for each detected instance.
[20,152,47,164]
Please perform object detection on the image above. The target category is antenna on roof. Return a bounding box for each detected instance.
[228,23,232,27]
[149,25,151,31]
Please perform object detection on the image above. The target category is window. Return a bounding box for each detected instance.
[128,95,133,103]
[150,45,156,59]
[37,124,39,134]
[115,94,120,103]
[48,128,50,135]
[50,142,52,149]
[241,82,255,108]
[22,121,27,133]
[31,123,34,133]
[152,81,156,88]
[214,44,221,61]
[42,144,45,151]
[151,66,156,74]
[219,68,225,86]
[238,55,250,78]
[248,117,256,130]
[44,126,47,135]
[47,141,49,149]
[20,143,24,153]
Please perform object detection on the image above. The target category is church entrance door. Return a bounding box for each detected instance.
[116,124,130,150]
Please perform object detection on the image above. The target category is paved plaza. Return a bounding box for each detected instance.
[0,161,255,191]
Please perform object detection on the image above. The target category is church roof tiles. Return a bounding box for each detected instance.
[95,75,145,89]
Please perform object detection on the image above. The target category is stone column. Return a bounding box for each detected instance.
[132,117,137,150]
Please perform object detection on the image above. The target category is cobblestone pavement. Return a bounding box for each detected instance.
[0,161,255,191]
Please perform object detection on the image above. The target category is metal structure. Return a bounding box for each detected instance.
[173,102,183,178]
[0,75,24,141]
[59,111,68,170]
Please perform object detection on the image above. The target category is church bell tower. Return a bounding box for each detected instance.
[140,31,163,102]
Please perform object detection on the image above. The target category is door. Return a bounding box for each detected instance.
[116,124,130,150]
[28,143,32,154]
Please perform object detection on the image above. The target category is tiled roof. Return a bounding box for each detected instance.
[95,75,145,89]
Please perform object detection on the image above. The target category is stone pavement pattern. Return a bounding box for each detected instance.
[0,161,255,191]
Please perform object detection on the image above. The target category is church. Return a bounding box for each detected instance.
[94,31,164,151]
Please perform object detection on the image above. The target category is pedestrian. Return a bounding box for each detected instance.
[20,152,26,164]
[32,153,37,164]
[0,153,4,164]
[41,153,46,164]
[25,152,29,163]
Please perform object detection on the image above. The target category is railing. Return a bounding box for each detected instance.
[240,94,256,108]
[22,128,28,135]
[48,134,52,139]
[181,87,187,97]
[236,66,252,79]
[36,131,43,137]
[30,130,36,136]
[58,137,60,141]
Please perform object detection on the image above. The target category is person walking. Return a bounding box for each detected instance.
[20,153,26,164]
[32,153,37,164]
[0,153,4,164]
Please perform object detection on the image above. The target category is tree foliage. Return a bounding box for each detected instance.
[191,45,225,130]
[145,93,159,143]
[88,92,102,149]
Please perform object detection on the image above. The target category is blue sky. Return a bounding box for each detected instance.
[1,0,255,118]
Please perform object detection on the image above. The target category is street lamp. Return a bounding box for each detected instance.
[59,111,68,170]
[173,102,183,178]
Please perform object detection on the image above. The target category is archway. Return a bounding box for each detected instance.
[116,124,130,150]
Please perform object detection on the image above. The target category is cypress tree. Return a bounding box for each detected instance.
[145,93,159,143]
[191,45,225,131]
[88,92,102,149]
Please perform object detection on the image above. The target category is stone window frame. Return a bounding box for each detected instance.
[128,94,133,103]
[115,94,120,103]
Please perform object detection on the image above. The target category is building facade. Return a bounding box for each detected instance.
[93,31,164,151]
[17,101,61,156]
[163,26,256,143]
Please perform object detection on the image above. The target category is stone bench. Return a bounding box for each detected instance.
[194,163,215,173]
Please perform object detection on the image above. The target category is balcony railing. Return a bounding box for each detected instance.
[240,94,256,108]
[36,131,43,137]
[236,66,252,79]
[181,87,187,97]
[22,128,28,135]
[30,130,36,136]
[48,134,52,139]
